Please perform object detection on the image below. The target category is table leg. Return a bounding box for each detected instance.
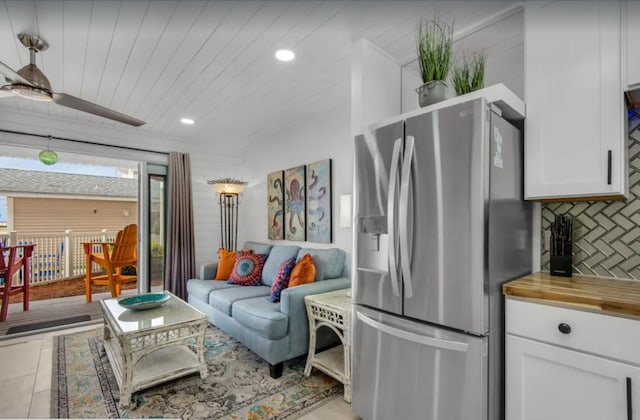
[85,252,92,303]
[343,342,351,403]
[304,317,317,376]
[119,352,134,408]
[102,323,111,354]
[197,330,208,379]
[22,254,29,312]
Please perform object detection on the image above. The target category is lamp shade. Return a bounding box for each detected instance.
[210,182,245,195]
[208,178,247,195]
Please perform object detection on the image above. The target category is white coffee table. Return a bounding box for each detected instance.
[99,291,208,408]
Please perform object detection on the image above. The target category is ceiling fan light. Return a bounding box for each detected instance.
[38,149,58,165]
[11,85,52,102]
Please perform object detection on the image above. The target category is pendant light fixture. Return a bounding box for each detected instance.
[39,135,58,165]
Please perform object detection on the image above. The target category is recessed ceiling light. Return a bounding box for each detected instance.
[275,49,295,62]
[180,118,195,125]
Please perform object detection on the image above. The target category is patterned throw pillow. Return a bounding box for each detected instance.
[228,252,267,286]
[288,254,316,287]
[268,258,296,303]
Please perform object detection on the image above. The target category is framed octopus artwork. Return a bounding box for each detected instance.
[267,170,284,240]
[284,165,306,241]
[306,159,332,243]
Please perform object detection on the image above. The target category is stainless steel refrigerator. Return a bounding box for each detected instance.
[352,96,532,420]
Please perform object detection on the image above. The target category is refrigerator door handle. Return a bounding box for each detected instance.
[399,135,415,298]
[356,312,469,352]
[387,138,403,297]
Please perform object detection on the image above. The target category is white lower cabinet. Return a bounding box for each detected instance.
[507,335,640,420]
[506,299,640,420]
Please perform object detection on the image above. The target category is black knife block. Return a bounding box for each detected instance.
[550,255,572,277]
[550,213,573,277]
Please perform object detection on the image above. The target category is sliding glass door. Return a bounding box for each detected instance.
[138,163,167,293]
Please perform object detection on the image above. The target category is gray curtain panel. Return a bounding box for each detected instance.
[164,152,196,299]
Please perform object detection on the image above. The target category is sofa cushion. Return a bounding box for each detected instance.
[228,252,267,286]
[296,248,346,280]
[208,285,271,315]
[262,245,300,286]
[232,297,289,340]
[187,279,239,303]
[242,241,273,255]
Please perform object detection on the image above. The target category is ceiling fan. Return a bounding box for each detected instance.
[0,33,145,127]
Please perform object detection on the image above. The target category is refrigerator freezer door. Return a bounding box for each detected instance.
[403,98,489,335]
[354,121,404,315]
[352,305,487,420]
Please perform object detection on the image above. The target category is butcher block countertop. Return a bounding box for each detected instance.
[503,272,640,318]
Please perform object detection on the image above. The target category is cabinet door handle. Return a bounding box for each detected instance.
[558,323,571,334]
[628,377,633,420]
[608,150,612,185]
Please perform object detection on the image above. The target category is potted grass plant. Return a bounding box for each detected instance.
[452,52,486,95]
[415,19,454,107]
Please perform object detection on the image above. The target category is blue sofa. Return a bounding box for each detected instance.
[186,241,350,378]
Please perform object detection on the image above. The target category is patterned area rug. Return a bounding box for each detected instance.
[51,326,342,419]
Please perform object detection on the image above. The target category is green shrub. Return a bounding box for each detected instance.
[150,241,164,258]
[416,19,454,83]
[452,52,486,95]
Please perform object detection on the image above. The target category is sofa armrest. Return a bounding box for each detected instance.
[280,277,351,358]
[280,277,350,316]
[199,262,218,280]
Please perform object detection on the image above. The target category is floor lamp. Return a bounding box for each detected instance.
[208,178,247,251]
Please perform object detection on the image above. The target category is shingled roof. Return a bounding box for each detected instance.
[0,168,137,199]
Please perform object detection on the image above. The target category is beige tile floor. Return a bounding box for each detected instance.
[0,323,359,419]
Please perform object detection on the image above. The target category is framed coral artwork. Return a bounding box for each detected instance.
[284,165,306,241]
[306,159,332,243]
[267,170,284,240]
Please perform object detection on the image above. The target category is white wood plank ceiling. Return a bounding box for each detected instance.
[0,1,513,149]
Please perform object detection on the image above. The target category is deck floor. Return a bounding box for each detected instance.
[0,286,162,336]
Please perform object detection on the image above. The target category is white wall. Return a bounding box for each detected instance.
[239,104,353,274]
[0,109,243,269]
[351,39,402,134]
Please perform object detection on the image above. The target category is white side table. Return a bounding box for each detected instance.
[304,288,352,402]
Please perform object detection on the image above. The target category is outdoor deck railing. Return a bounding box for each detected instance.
[0,230,117,285]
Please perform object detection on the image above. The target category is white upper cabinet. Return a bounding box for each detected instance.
[525,1,627,200]
[627,1,640,89]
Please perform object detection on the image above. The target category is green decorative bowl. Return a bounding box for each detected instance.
[119,293,170,310]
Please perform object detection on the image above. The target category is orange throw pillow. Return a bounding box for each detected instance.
[288,254,316,287]
[215,248,239,280]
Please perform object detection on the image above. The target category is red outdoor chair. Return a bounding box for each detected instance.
[0,244,35,322]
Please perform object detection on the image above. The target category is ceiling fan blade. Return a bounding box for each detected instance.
[52,92,145,127]
[0,85,12,98]
[0,59,34,86]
